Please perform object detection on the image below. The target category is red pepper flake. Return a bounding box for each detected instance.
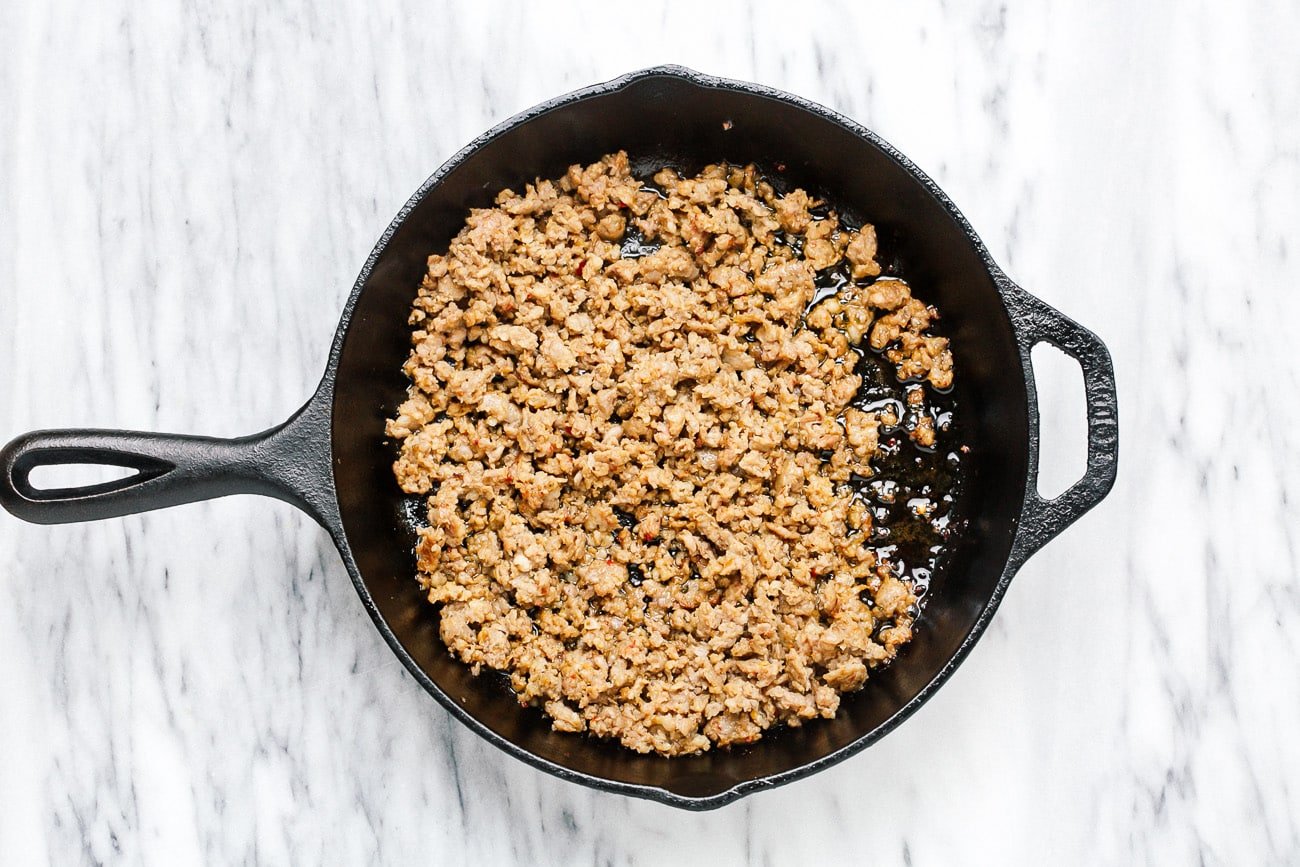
[505,475,514,484]
[575,260,586,277]
[606,558,614,565]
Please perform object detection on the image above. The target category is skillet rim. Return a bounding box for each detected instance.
[325,64,1033,810]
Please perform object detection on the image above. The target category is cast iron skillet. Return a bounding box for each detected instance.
[0,66,1118,809]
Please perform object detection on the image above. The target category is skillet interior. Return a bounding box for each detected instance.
[330,69,1029,803]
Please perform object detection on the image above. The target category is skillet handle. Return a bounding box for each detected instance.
[0,397,335,528]
[1002,281,1119,565]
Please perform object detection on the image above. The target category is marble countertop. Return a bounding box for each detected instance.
[2,0,1297,863]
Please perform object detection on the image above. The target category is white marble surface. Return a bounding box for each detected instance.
[2,0,1298,863]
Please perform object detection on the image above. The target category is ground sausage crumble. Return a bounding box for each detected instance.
[387,153,955,755]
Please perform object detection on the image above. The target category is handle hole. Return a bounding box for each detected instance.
[26,463,142,492]
[1030,342,1087,499]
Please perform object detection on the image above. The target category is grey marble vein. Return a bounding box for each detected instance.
[2,0,1298,863]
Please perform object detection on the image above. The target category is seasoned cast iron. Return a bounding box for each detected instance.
[0,66,1119,809]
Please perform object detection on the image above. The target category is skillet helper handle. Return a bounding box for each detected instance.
[0,399,334,527]
[1004,282,1119,563]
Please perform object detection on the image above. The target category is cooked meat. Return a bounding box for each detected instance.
[388,152,956,755]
